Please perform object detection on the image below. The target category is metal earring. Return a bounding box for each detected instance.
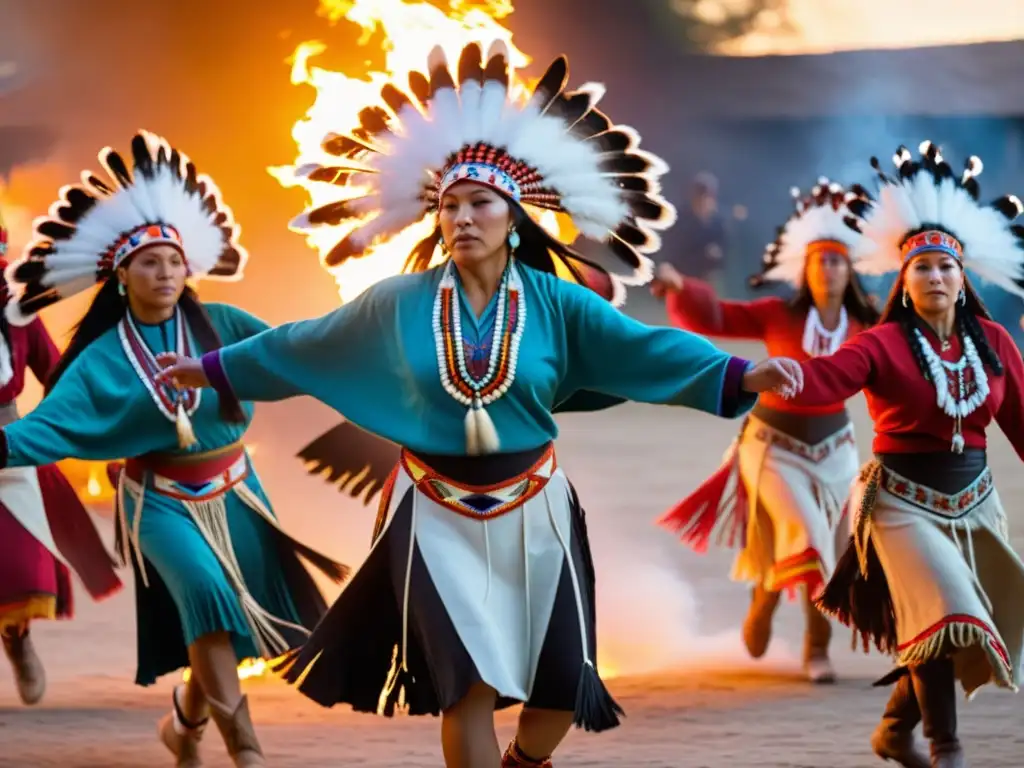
[508,227,520,252]
[118,282,126,297]
[959,288,966,305]
[902,289,909,308]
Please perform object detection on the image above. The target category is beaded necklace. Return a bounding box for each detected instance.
[432,259,526,455]
[913,327,989,453]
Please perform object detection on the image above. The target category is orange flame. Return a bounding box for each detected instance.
[269,0,571,305]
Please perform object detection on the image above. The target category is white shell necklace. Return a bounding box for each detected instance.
[433,259,526,455]
[913,327,989,453]
[802,306,848,357]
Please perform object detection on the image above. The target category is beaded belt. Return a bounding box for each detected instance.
[124,445,248,502]
[751,421,855,463]
[880,464,993,520]
[398,444,557,521]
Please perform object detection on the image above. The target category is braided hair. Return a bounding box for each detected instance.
[878,267,1004,381]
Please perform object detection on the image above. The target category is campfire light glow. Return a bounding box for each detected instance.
[269,0,557,305]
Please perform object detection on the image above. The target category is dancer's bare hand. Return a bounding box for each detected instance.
[741,357,803,399]
[154,352,210,389]
[650,263,684,299]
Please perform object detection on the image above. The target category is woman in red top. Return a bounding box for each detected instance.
[800,142,1024,768]
[0,206,121,705]
[654,180,879,683]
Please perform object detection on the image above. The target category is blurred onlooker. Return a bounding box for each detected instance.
[665,171,730,294]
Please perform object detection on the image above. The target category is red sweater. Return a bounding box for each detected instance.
[666,278,866,415]
[798,320,1024,458]
[0,317,59,406]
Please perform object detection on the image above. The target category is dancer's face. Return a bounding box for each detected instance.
[439,181,513,267]
[804,243,850,301]
[903,249,964,316]
[118,244,188,315]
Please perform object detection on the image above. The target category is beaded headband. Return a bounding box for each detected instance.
[101,223,185,272]
[900,229,963,263]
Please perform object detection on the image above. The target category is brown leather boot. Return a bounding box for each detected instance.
[2,626,45,705]
[158,683,208,767]
[501,739,553,767]
[207,695,266,767]
[910,659,966,768]
[870,673,929,768]
[803,589,836,684]
[742,584,781,659]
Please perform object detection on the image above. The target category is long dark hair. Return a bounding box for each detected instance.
[45,277,246,422]
[405,196,632,303]
[878,267,1004,379]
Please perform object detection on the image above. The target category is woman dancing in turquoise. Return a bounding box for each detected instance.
[1,131,347,767]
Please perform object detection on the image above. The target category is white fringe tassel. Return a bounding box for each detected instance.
[176,401,197,449]
[465,399,500,456]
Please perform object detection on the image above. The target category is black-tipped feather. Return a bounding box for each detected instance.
[599,154,655,175]
[102,150,133,188]
[408,71,431,105]
[607,236,644,270]
[586,129,634,154]
[482,48,508,88]
[380,83,413,116]
[571,108,611,138]
[321,132,378,158]
[357,106,391,136]
[35,220,77,241]
[457,42,483,85]
[305,200,361,226]
[427,51,456,98]
[530,55,568,113]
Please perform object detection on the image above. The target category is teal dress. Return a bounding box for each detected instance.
[0,303,333,685]
[204,264,755,449]
[198,261,756,721]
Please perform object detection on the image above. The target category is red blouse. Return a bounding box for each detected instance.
[0,317,60,406]
[666,277,866,415]
[798,319,1024,458]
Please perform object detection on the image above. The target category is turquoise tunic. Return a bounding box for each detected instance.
[209,263,757,449]
[2,303,305,684]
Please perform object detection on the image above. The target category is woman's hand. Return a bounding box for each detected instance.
[154,352,210,389]
[650,262,684,299]
[742,357,804,399]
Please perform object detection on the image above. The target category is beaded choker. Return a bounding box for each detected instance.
[433,259,526,455]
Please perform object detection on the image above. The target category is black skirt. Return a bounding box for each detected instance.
[275,445,623,731]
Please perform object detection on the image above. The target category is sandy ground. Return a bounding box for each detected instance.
[1,337,1022,767]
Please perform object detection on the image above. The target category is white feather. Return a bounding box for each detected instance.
[6,132,246,322]
[765,199,864,286]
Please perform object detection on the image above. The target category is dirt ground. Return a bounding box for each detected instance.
[1,338,1021,767]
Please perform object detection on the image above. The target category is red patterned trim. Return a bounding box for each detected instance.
[883,467,993,518]
[754,423,855,464]
[400,445,556,521]
[897,613,1011,671]
[766,546,825,599]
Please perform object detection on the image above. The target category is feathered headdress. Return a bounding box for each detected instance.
[5,131,248,325]
[751,177,863,288]
[289,40,675,305]
[844,140,1024,297]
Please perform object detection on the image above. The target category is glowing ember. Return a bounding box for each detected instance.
[270,0,566,304]
[86,468,102,498]
[182,658,270,684]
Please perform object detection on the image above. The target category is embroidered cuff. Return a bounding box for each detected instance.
[719,356,756,418]
[201,350,238,403]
